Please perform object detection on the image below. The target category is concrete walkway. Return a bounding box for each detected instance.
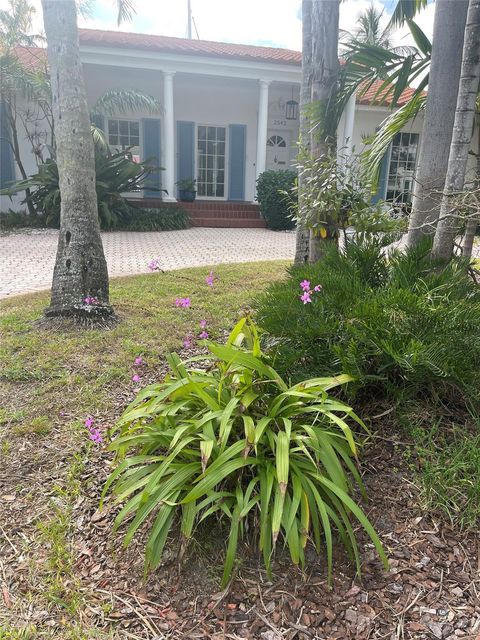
[0,228,296,299]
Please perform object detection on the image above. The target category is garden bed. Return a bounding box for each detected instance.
[0,262,479,639]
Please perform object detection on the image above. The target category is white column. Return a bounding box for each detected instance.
[342,91,356,162]
[255,79,270,184]
[163,71,176,202]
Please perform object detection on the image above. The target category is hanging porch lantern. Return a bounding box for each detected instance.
[285,87,299,120]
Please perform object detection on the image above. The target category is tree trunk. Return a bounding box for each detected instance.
[6,104,37,217]
[432,0,480,261]
[294,0,313,265]
[308,0,340,262]
[41,0,113,319]
[406,0,469,247]
[462,120,480,258]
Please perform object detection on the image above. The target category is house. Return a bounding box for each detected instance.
[3,28,474,227]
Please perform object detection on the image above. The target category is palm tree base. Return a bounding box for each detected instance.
[43,304,117,328]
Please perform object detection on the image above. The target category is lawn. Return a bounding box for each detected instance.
[0,261,289,638]
[0,260,479,639]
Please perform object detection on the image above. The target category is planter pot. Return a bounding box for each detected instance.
[178,190,196,202]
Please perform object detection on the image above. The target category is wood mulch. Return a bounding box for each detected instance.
[0,356,479,638]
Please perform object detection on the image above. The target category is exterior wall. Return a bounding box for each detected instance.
[2,50,478,214]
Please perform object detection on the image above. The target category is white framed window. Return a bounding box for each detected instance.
[197,125,226,198]
[108,118,140,160]
[386,132,419,205]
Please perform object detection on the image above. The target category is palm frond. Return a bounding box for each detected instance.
[115,0,136,25]
[91,89,161,117]
[362,92,426,186]
[389,0,428,28]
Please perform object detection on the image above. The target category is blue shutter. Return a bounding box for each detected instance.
[372,143,392,203]
[142,118,161,198]
[0,101,15,189]
[177,121,195,197]
[91,113,105,131]
[228,124,246,201]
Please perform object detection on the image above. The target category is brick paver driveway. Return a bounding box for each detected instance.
[0,228,295,299]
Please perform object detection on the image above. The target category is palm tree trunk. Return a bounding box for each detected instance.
[406,0,469,247]
[41,0,113,319]
[294,0,313,265]
[432,0,480,261]
[308,0,340,262]
[462,120,480,259]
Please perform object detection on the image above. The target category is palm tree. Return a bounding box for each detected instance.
[294,0,313,265]
[407,0,469,246]
[41,0,112,320]
[431,0,480,260]
[308,0,341,262]
[341,4,393,49]
[0,0,47,215]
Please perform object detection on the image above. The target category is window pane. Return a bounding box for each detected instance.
[120,135,129,147]
[109,134,118,145]
[119,121,129,135]
[217,128,225,141]
[108,120,118,134]
[198,126,206,140]
[130,121,139,136]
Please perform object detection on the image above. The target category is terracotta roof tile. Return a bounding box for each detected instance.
[12,35,423,109]
[78,28,303,65]
[357,78,422,107]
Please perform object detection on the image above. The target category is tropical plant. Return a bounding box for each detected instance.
[175,178,196,191]
[1,134,161,229]
[256,170,296,230]
[103,317,387,587]
[256,238,480,409]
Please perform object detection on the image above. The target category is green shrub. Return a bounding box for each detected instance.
[103,317,386,586]
[118,205,190,231]
[256,170,296,231]
[256,238,480,408]
[0,134,161,230]
[0,209,48,230]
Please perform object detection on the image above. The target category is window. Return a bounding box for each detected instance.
[267,135,286,148]
[386,132,419,205]
[108,119,140,150]
[197,125,226,198]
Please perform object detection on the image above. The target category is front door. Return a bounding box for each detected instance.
[266,131,291,171]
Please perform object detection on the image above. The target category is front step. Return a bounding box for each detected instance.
[129,198,265,228]
[190,217,266,228]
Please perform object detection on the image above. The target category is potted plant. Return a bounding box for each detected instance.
[176,178,197,202]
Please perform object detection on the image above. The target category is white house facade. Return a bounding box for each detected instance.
[2,28,476,222]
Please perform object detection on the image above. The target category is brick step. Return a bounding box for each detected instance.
[187,209,263,220]
[135,198,260,212]
[190,218,266,228]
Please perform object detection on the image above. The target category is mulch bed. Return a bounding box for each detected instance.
[1,421,479,639]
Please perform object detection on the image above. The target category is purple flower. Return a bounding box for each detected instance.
[314,284,322,292]
[199,319,208,329]
[88,428,103,444]
[300,292,312,304]
[175,297,191,308]
[134,356,143,366]
[84,296,99,305]
[199,331,209,339]
[206,271,215,287]
[183,334,194,349]
[84,417,94,429]
[132,374,141,383]
[300,280,311,292]
[148,258,161,272]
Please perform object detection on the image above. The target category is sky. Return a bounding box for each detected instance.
[3,0,436,52]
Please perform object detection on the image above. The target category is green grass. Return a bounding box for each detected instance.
[0,261,288,637]
[399,408,480,530]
